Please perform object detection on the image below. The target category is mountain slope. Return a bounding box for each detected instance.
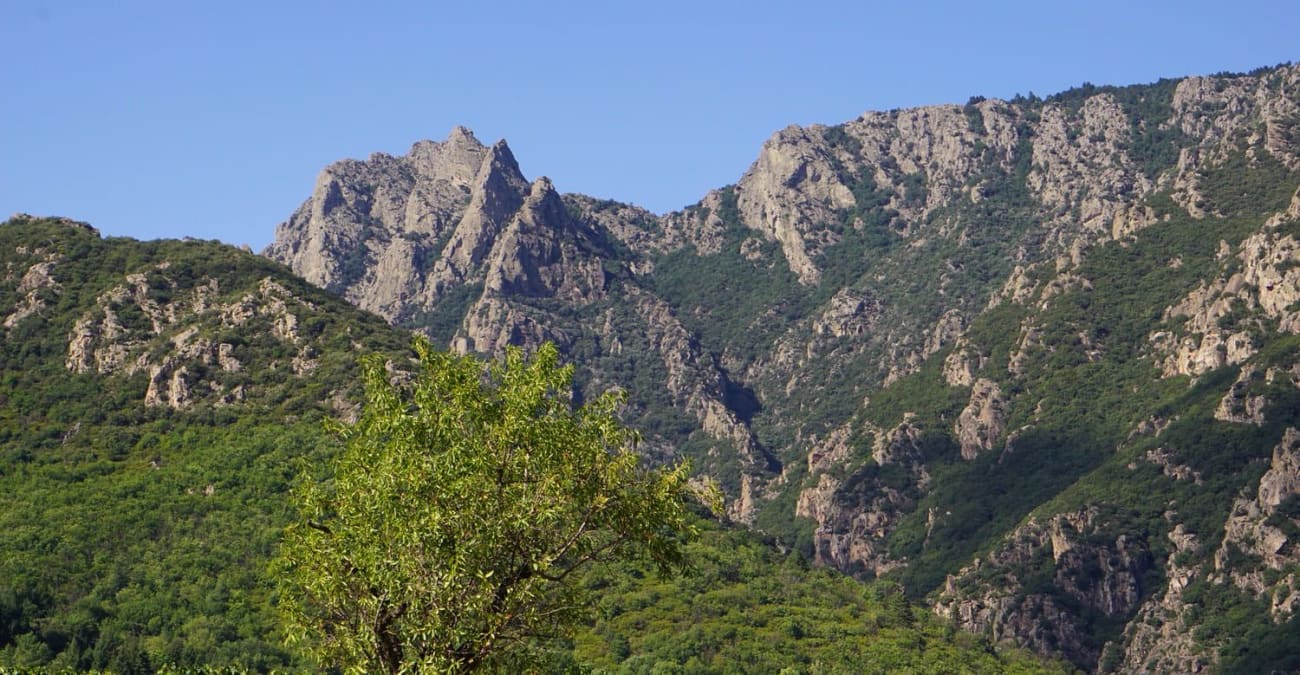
[0,215,1059,671]
[266,63,1300,671]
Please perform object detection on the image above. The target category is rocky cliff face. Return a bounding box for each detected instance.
[1116,523,1210,674]
[795,419,927,577]
[265,127,616,354]
[934,507,1151,667]
[1111,429,1300,673]
[1216,428,1300,617]
[954,378,1007,460]
[266,64,1300,671]
[1150,227,1300,378]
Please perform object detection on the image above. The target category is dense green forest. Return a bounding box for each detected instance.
[0,217,408,670]
[0,217,1063,672]
[568,524,1068,674]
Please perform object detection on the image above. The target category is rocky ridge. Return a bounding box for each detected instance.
[2,216,401,417]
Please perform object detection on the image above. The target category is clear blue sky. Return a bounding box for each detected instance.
[3,1,1297,250]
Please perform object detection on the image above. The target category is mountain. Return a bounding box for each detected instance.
[0,215,1058,671]
[267,63,1300,671]
[265,127,778,507]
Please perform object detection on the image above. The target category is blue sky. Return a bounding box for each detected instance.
[2,1,1298,250]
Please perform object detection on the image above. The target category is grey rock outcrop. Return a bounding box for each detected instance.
[3,253,62,329]
[1150,228,1300,377]
[631,290,775,494]
[1117,524,1212,674]
[734,125,856,284]
[812,288,882,338]
[954,378,1007,460]
[1216,428,1300,618]
[934,508,1151,669]
[64,268,325,410]
[1214,367,1267,425]
[795,419,927,576]
[481,178,607,303]
[1120,430,1300,672]
[942,342,985,387]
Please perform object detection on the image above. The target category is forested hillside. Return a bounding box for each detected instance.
[0,216,410,670]
[0,216,1061,672]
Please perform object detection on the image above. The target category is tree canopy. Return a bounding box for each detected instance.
[274,339,696,673]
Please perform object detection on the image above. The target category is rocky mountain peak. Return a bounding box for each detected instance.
[407,125,492,183]
[445,124,481,147]
[430,139,531,285]
[266,127,545,322]
[477,174,603,302]
[481,139,526,185]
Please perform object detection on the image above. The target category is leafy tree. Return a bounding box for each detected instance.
[274,338,696,673]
